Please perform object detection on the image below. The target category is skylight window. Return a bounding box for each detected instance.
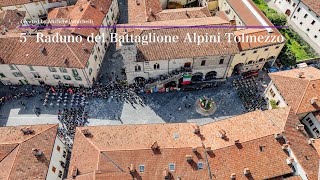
[197,162,203,170]
[169,163,175,171]
[139,165,145,172]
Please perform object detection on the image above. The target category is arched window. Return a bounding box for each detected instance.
[135,65,141,72]
[154,63,160,70]
[247,61,254,65]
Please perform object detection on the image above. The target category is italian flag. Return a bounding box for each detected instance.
[182,74,192,85]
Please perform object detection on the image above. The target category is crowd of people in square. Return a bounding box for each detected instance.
[232,77,267,112]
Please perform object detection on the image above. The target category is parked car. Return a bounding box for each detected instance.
[309,63,320,69]
[296,63,308,68]
[267,67,280,73]
[280,66,291,71]
[243,71,259,78]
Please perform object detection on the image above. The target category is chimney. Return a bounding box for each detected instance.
[163,168,169,178]
[90,2,95,7]
[40,47,47,55]
[230,173,236,179]
[229,20,236,30]
[71,166,78,178]
[282,144,289,150]
[296,124,304,131]
[185,155,193,162]
[243,168,250,175]
[192,147,197,152]
[193,126,200,134]
[234,140,240,145]
[32,148,43,157]
[298,72,305,78]
[82,47,90,54]
[129,164,135,175]
[308,138,316,145]
[205,147,212,152]
[79,6,83,12]
[21,127,34,135]
[81,129,92,137]
[151,141,159,150]
[136,0,140,5]
[185,11,190,18]
[64,58,69,66]
[274,133,283,139]
[217,129,226,139]
[286,157,294,165]
[311,97,319,105]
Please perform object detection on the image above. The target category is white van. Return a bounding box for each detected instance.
[296,63,308,68]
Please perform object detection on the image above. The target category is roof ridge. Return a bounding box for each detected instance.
[100,152,126,172]
[76,128,101,151]
[296,80,311,114]
[100,146,196,152]
[7,144,20,179]
[20,124,58,144]
[0,143,19,163]
[261,108,290,131]
[64,42,85,68]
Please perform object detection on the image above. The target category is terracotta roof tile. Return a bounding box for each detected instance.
[0,32,93,68]
[76,123,202,151]
[215,11,230,21]
[284,176,302,180]
[127,0,162,23]
[149,7,211,21]
[67,128,100,176]
[0,124,58,180]
[284,110,320,180]
[48,0,112,37]
[269,67,320,114]
[200,109,284,150]
[0,10,25,31]
[0,0,63,7]
[234,29,284,50]
[69,108,297,179]
[209,135,292,180]
[301,0,320,16]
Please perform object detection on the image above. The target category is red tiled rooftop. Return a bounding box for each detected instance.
[269,67,320,114]
[0,0,64,7]
[0,124,58,179]
[301,0,320,16]
[68,108,299,179]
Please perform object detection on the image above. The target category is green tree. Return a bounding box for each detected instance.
[270,100,278,109]
[278,45,297,66]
